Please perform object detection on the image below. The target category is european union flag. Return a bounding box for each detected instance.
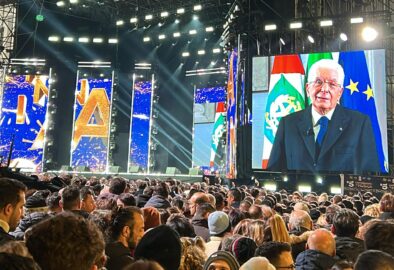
[338,51,387,172]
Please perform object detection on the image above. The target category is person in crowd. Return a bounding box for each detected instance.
[354,250,394,270]
[105,206,144,270]
[0,240,33,258]
[332,208,364,263]
[246,219,265,247]
[134,225,182,270]
[142,207,161,231]
[296,229,336,270]
[0,252,41,270]
[227,188,242,209]
[167,213,196,237]
[230,236,257,265]
[124,260,165,270]
[248,205,263,219]
[268,58,381,173]
[214,192,226,211]
[109,177,127,195]
[288,210,313,259]
[25,212,106,270]
[240,256,275,270]
[117,193,136,207]
[0,178,27,246]
[192,202,215,242]
[145,182,171,209]
[379,193,394,220]
[80,186,97,213]
[364,220,394,256]
[188,192,211,217]
[46,192,62,214]
[206,211,231,257]
[330,260,353,270]
[255,241,295,269]
[60,185,89,218]
[229,209,248,232]
[203,251,240,270]
[179,236,206,270]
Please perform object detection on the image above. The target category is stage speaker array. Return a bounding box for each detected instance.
[165,167,181,175]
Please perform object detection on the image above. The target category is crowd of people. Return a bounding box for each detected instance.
[0,174,393,270]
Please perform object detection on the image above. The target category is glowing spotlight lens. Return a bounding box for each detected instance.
[78,37,89,43]
[182,52,190,57]
[143,37,150,42]
[108,38,118,44]
[48,36,60,42]
[197,50,205,55]
[205,26,214,32]
[350,17,364,24]
[298,185,311,193]
[173,32,181,38]
[63,37,74,42]
[177,8,185,14]
[340,33,348,41]
[193,4,202,11]
[158,34,166,40]
[212,48,220,53]
[280,38,285,45]
[193,15,198,20]
[290,22,302,29]
[320,20,333,27]
[116,20,124,26]
[264,24,277,31]
[93,38,103,43]
[70,0,78,3]
[56,1,65,7]
[362,26,378,42]
[175,19,180,24]
[189,29,197,35]
[145,14,153,20]
[130,17,138,23]
[316,177,323,184]
[307,35,315,43]
[264,183,277,192]
[160,11,169,17]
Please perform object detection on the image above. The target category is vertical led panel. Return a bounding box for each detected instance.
[0,73,51,171]
[128,77,154,173]
[226,49,238,179]
[70,72,113,172]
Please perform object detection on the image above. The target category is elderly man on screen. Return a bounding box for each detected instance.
[267,59,380,173]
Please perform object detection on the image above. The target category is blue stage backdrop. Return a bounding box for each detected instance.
[70,75,113,172]
[128,80,153,172]
[0,74,51,172]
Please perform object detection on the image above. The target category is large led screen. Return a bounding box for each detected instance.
[0,74,51,172]
[192,86,226,170]
[128,80,153,172]
[70,74,113,172]
[252,50,388,174]
[227,49,238,179]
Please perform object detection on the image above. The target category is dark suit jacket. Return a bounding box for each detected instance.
[267,105,380,174]
[0,226,14,246]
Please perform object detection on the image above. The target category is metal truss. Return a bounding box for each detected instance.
[0,2,16,65]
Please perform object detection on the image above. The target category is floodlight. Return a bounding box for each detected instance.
[130,17,138,23]
[350,17,363,24]
[182,52,190,57]
[173,32,181,38]
[316,177,323,184]
[48,36,60,42]
[193,15,198,20]
[340,33,348,41]
[69,0,78,3]
[264,183,277,192]
[108,38,118,44]
[280,38,285,45]
[330,186,342,194]
[177,8,185,14]
[161,11,169,17]
[143,37,151,42]
[307,35,315,43]
[362,26,378,42]
[63,37,74,42]
[116,20,124,26]
[212,48,220,53]
[264,24,277,31]
[158,34,166,40]
[56,1,65,7]
[189,29,197,35]
[145,14,153,20]
[205,26,214,32]
[320,20,333,27]
[193,4,202,11]
[290,22,302,29]
[78,37,89,43]
[93,38,103,43]
[197,50,205,55]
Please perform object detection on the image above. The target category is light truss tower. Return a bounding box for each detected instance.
[0,3,17,65]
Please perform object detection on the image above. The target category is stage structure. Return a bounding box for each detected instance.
[0,58,54,172]
[192,84,226,173]
[70,61,114,172]
[128,67,156,173]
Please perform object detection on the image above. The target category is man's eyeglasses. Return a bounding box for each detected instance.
[310,78,341,89]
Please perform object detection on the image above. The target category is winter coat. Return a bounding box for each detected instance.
[144,195,171,209]
[335,236,364,263]
[296,249,336,270]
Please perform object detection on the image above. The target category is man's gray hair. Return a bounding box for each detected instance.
[289,210,312,231]
[308,58,345,87]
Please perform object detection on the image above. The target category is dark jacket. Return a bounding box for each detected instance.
[296,249,336,270]
[192,215,210,242]
[268,105,381,173]
[136,194,151,208]
[10,212,52,240]
[335,236,364,263]
[379,212,394,220]
[105,241,134,270]
[290,227,309,260]
[144,195,171,209]
[0,226,14,246]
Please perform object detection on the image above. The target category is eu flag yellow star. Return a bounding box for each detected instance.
[363,85,374,101]
[345,79,359,95]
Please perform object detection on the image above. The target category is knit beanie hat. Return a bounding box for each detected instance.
[231,237,257,265]
[208,211,230,235]
[203,251,240,270]
[142,207,161,230]
[134,225,181,270]
[240,256,276,270]
[25,195,48,213]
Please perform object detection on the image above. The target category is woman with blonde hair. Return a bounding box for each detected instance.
[233,218,253,236]
[265,214,310,244]
[364,203,380,218]
[179,236,207,270]
[247,220,266,246]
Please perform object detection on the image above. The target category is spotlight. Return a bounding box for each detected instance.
[78,37,89,43]
[48,36,60,42]
[350,17,363,24]
[158,22,163,27]
[130,17,138,23]
[177,8,185,14]
[340,33,348,41]
[264,183,277,192]
[290,22,302,29]
[298,185,311,193]
[280,38,286,45]
[189,29,197,35]
[108,38,118,44]
[116,20,124,26]
[182,52,190,57]
[158,34,166,40]
[69,0,78,3]
[193,4,202,11]
[330,186,342,194]
[63,37,74,42]
[197,50,205,55]
[362,26,378,42]
[264,24,277,31]
[205,26,214,32]
[145,14,153,20]
[283,176,288,182]
[56,1,65,7]
[193,15,198,20]
[212,48,220,53]
[307,35,315,43]
[143,37,151,42]
[173,32,181,38]
[210,61,215,66]
[175,19,180,24]
[93,37,103,43]
[316,177,323,184]
[320,20,333,27]
[160,11,169,17]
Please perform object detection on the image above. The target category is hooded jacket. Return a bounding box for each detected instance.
[296,249,336,270]
[335,236,364,263]
[144,195,171,209]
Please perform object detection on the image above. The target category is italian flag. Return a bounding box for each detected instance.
[210,102,226,167]
[262,55,306,169]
